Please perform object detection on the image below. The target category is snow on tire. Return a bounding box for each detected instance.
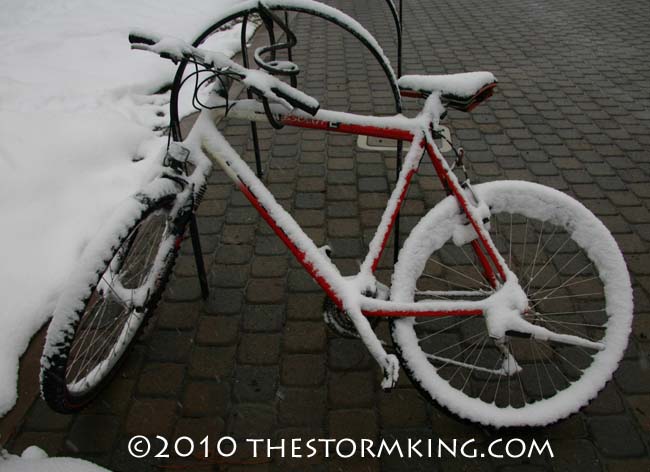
[40,179,180,413]
[390,180,633,427]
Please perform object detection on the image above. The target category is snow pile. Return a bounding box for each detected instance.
[0,0,244,416]
[1,446,111,472]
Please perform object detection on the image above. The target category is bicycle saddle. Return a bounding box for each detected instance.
[398,71,497,112]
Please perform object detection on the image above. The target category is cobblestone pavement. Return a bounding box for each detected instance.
[6,0,650,470]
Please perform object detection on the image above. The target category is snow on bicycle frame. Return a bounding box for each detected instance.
[192,97,605,346]
[129,21,607,385]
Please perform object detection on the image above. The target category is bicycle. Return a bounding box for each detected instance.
[40,0,633,427]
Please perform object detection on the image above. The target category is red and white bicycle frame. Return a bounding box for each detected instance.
[184,94,602,383]
[194,95,507,313]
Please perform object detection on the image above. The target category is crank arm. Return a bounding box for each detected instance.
[344,304,400,389]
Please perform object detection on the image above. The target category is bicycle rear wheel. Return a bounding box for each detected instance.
[390,181,633,427]
[41,188,180,413]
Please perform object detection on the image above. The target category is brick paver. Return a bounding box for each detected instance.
[6,0,650,470]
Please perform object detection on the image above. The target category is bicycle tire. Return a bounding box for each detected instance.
[390,181,633,427]
[41,184,181,413]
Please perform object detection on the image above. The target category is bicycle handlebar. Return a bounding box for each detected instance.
[128,30,320,116]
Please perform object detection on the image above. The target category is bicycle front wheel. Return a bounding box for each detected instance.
[390,180,633,427]
[41,187,180,413]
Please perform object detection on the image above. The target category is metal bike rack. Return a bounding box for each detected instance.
[382,0,404,263]
[241,13,266,178]
[187,2,406,297]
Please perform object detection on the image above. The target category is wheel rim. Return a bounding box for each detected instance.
[65,209,170,395]
[391,181,632,426]
[411,211,606,409]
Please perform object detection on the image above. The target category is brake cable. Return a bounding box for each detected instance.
[433,128,480,204]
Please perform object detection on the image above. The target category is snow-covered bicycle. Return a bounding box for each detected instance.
[40,0,633,427]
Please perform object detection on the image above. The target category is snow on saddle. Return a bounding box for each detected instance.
[398,71,497,112]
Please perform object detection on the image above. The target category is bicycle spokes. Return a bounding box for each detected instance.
[402,185,612,410]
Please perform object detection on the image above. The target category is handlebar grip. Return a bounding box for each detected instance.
[270,86,320,116]
[128,32,158,46]
[128,31,178,63]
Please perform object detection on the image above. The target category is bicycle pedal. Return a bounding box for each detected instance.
[380,354,400,391]
[381,377,397,393]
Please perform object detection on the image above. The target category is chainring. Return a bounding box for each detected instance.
[322,296,380,338]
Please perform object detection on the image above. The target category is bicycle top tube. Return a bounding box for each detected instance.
[206,97,435,142]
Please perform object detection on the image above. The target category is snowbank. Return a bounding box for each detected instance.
[0,0,244,416]
[1,446,111,472]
